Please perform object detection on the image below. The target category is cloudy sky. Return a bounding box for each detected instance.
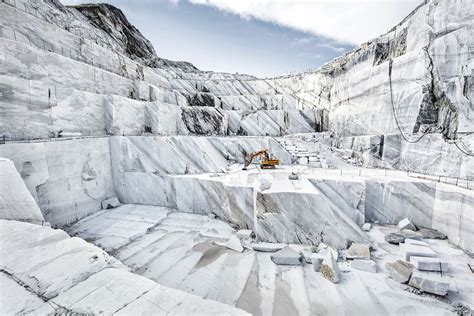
[63,0,421,77]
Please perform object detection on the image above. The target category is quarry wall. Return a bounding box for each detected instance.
[0,135,472,252]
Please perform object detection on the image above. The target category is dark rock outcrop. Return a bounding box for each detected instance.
[69,3,157,60]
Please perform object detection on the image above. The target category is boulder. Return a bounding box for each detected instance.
[400,243,437,261]
[385,230,423,244]
[410,256,448,272]
[398,218,416,231]
[270,246,302,265]
[385,260,414,283]
[408,272,450,296]
[236,229,253,240]
[320,252,340,283]
[362,223,371,231]
[347,243,370,260]
[351,259,377,273]
[101,197,120,210]
[318,243,339,261]
[418,227,447,240]
[301,249,319,264]
[311,254,325,272]
[251,242,286,252]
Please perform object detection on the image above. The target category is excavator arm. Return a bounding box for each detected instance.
[242,149,279,170]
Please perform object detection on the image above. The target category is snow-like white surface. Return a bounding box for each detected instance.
[0,219,248,315]
[1,0,472,180]
[66,205,474,315]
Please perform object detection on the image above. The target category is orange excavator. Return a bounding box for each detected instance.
[242,149,280,170]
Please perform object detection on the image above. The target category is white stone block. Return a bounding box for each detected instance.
[347,243,370,260]
[270,246,302,265]
[251,242,286,252]
[410,256,448,272]
[398,218,416,231]
[408,272,450,296]
[320,252,340,283]
[311,254,325,271]
[400,243,437,261]
[362,223,371,231]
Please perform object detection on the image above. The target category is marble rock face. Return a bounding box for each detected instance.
[365,179,436,228]
[1,0,473,182]
[255,189,367,248]
[432,183,474,253]
[0,158,45,224]
[0,139,116,227]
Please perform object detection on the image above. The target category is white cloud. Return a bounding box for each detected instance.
[188,0,421,44]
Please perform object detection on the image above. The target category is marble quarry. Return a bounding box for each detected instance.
[1,0,473,315]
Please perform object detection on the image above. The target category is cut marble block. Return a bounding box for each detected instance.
[410,257,448,272]
[347,243,370,260]
[385,260,414,283]
[398,218,416,231]
[270,246,302,265]
[251,242,286,252]
[400,243,437,261]
[301,250,316,264]
[320,252,340,283]
[408,272,450,296]
[311,254,325,271]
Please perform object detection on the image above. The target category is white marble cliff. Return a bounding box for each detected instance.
[0,0,473,314]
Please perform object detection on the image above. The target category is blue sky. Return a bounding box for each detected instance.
[63,0,421,77]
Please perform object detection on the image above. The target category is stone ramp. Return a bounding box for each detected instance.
[68,204,470,315]
[0,219,247,315]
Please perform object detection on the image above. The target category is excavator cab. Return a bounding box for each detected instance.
[242,149,280,170]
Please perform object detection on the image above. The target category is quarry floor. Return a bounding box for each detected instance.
[64,204,474,315]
